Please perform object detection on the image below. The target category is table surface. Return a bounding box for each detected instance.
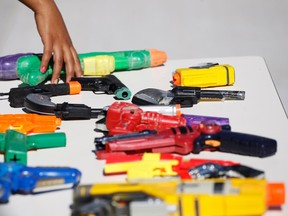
[0,56,287,216]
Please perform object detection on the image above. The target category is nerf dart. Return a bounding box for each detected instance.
[71,179,285,216]
[172,63,235,88]
[71,75,131,100]
[94,121,277,159]
[103,153,265,180]
[0,113,61,134]
[0,162,81,203]
[0,129,66,165]
[0,49,167,86]
[132,86,245,107]
[0,81,81,108]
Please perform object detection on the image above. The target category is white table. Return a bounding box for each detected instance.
[0,56,287,216]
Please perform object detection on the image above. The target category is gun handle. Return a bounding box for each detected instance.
[193,130,277,158]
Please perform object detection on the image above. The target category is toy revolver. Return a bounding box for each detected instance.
[71,75,131,100]
[0,113,61,134]
[0,49,167,85]
[0,162,81,203]
[71,179,285,216]
[94,121,277,159]
[94,101,231,135]
[132,86,245,107]
[0,129,66,165]
[172,63,235,88]
[103,153,265,180]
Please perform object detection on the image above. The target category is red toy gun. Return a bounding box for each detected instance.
[96,101,187,135]
[94,121,277,159]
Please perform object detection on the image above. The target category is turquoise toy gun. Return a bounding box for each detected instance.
[0,49,167,86]
[0,130,66,165]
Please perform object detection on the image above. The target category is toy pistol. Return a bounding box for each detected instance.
[94,121,277,159]
[94,101,231,135]
[71,75,131,100]
[71,179,285,216]
[0,162,81,203]
[103,153,265,180]
[0,129,66,165]
[0,113,61,134]
[0,81,81,108]
[172,63,235,88]
[0,49,167,85]
[132,86,245,107]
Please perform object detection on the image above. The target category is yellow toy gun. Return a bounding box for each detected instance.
[172,63,235,88]
[71,178,285,216]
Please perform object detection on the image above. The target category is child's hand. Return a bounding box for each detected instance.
[20,0,83,83]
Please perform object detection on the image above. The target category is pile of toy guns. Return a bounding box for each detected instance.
[0,50,285,216]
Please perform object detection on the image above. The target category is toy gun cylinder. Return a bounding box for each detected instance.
[26,132,66,149]
[11,49,166,85]
[8,81,81,108]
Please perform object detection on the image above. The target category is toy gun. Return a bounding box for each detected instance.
[132,86,245,107]
[94,121,277,159]
[0,129,66,165]
[103,153,265,180]
[71,75,131,100]
[172,63,235,88]
[0,113,61,134]
[0,162,81,203]
[0,49,167,85]
[71,179,285,216]
[0,81,81,108]
[94,101,231,135]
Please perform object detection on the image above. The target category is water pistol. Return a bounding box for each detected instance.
[172,63,235,88]
[0,129,66,165]
[132,86,245,107]
[71,74,131,100]
[103,153,265,180]
[0,49,167,86]
[94,101,230,135]
[70,179,285,216]
[0,81,81,108]
[0,113,61,134]
[0,162,81,203]
[94,121,277,159]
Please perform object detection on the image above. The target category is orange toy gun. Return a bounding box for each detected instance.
[0,114,61,134]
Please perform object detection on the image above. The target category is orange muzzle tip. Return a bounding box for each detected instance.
[267,183,285,207]
[149,49,167,67]
[172,72,181,86]
[68,81,82,95]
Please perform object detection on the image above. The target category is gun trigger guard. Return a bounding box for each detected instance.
[24,93,57,115]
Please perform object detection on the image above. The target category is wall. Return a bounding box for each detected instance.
[1,0,287,116]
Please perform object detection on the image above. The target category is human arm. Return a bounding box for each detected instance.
[19,0,83,83]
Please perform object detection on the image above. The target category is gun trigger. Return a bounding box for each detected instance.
[95,117,108,132]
